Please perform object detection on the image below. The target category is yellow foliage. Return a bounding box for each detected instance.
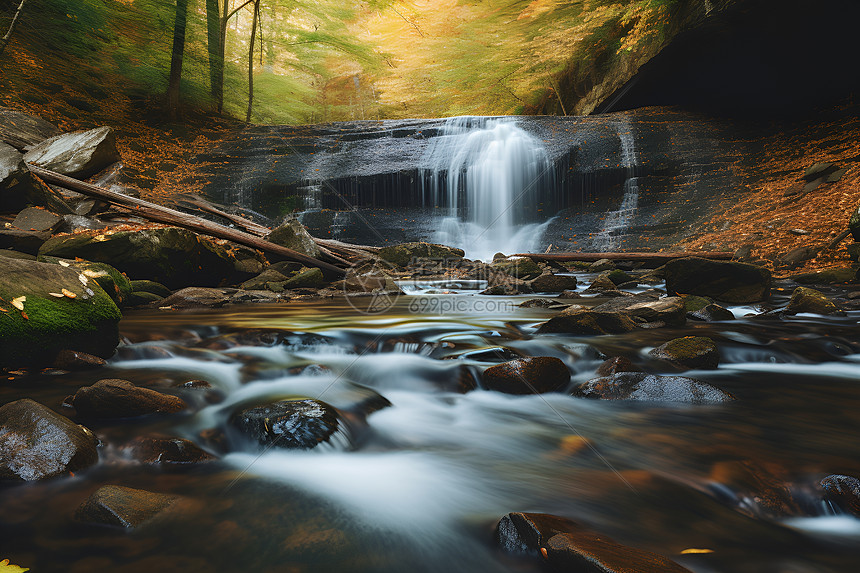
[0,559,29,573]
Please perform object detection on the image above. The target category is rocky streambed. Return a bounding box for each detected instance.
[3,257,860,572]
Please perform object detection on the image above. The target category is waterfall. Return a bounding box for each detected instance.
[420,117,554,261]
[593,120,639,251]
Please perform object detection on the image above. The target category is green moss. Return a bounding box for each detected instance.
[38,256,133,306]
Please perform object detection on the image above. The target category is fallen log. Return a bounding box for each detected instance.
[174,193,271,237]
[27,165,347,277]
[514,251,735,262]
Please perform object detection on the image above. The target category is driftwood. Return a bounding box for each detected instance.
[27,165,347,277]
[515,251,735,262]
[824,229,852,251]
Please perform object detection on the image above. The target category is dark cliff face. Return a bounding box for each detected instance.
[592,0,860,117]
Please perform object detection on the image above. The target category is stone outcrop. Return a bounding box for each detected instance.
[24,126,120,178]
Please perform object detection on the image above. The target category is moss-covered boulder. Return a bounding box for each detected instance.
[784,286,845,316]
[283,267,326,289]
[378,242,465,267]
[0,258,121,367]
[492,257,543,280]
[38,256,132,306]
[129,279,171,298]
[38,227,238,289]
[537,308,636,336]
[266,219,322,259]
[649,336,720,370]
[665,257,771,303]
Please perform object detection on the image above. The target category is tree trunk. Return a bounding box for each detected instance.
[0,0,27,56]
[205,0,221,103]
[167,0,189,120]
[245,0,260,123]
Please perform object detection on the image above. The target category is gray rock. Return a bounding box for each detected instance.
[537,307,637,335]
[0,107,60,151]
[529,272,578,292]
[24,126,121,178]
[688,303,735,321]
[266,218,322,259]
[12,207,62,232]
[0,399,98,481]
[573,372,734,404]
[158,287,232,308]
[230,399,344,450]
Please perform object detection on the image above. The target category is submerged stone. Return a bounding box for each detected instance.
[230,399,344,450]
[75,485,178,529]
[67,379,186,419]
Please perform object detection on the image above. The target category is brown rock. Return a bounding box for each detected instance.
[52,349,106,370]
[0,399,99,481]
[67,379,186,419]
[75,485,178,529]
[784,286,844,316]
[530,273,578,293]
[573,372,733,404]
[482,357,570,394]
[122,437,215,467]
[595,356,639,377]
[158,287,231,308]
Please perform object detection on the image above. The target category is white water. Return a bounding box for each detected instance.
[593,120,639,251]
[421,117,554,261]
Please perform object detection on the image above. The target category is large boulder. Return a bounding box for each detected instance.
[0,142,42,212]
[482,357,570,394]
[23,126,120,178]
[572,372,734,404]
[0,399,99,481]
[664,257,771,303]
[66,379,186,419]
[229,399,344,450]
[38,256,133,307]
[378,242,464,267]
[0,258,121,367]
[537,308,636,335]
[595,296,686,326]
[75,485,179,529]
[38,227,238,289]
[266,219,322,259]
[495,512,693,573]
[492,257,543,280]
[529,272,578,293]
[0,107,60,151]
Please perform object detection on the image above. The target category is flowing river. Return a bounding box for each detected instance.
[3,279,860,572]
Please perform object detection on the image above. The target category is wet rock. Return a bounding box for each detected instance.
[495,512,692,573]
[784,286,844,316]
[519,298,568,309]
[157,287,231,308]
[282,266,326,289]
[492,256,543,280]
[480,281,532,295]
[681,295,713,313]
[1,142,45,212]
[573,372,733,404]
[266,218,322,259]
[707,460,804,518]
[778,245,821,269]
[529,272,578,293]
[537,308,636,336]
[557,289,581,299]
[606,269,634,285]
[66,379,186,419]
[688,303,735,321]
[618,296,686,326]
[0,399,98,481]
[24,126,120,179]
[38,227,238,290]
[0,229,50,255]
[0,257,121,367]
[820,474,860,516]
[122,437,215,467]
[60,214,103,232]
[230,399,343,450]
[52,349,106,370]
[378,242,464,267]
[595,356,639,377]
[665,257,771,303]
[75,485,178,529]
[482,357,570,394]
[241,268,289,291]
[649,336,720,370]
[125,291,164,306]
[11,207,62,232]
[0,107,60,150]
[0,249,34,261]
[582,275,618,294]
[129,279,171,298]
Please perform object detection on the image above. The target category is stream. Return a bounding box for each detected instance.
[3,279,860,572]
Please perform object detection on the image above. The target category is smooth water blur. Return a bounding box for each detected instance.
[4,288,860,572]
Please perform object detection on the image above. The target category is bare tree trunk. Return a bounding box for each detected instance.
[245,0,259,123]
[0,0,27,56]
[167,0,189,120]
[205,0,221,102]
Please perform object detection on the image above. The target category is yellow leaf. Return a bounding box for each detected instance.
[680,548,713,555]
[61,289,77,299]
[0,558,30,572]
[48,292,65,298]
[58,260,70,267]
[11,296,25,311]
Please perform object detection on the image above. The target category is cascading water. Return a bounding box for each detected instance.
[593,120,639,251]
[420,117,554,261]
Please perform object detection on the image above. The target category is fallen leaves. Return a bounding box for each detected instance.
[0,558,29,572]
[61,289,77,299]
[11,296,25,311]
